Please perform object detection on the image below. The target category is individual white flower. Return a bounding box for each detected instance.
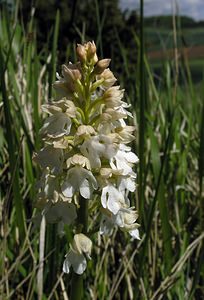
[41,98,77,118]
[33,146,63,174]
[74,125,96,144]
[96,68,117,89]
[63,233,92,274]
[43,202,77,225]
[40,112,72,138]
[101,184,126,215]
[35,168,58,204]
[61,166,98,199]
[110,144,139,175]
[102,86,124,108]
[100,211,114,236]
[80,135,118,168]
[100,207,140,239]
[99,107,127,123]
[35,167,72,209]
[117,173,137,193]
[41,98,76,118]
[115,125,135,144]
[34,201,77,236]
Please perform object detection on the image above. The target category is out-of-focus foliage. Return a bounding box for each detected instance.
[19,0,139,82]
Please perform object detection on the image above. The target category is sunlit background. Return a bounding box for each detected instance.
[120,0,204,20]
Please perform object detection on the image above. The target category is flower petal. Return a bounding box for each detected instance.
[80,179,91,199]
[129,228,140,240]
[63,255,72,274]
[61,181,75,198]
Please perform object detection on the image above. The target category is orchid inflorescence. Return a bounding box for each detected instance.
[34,41,140,275]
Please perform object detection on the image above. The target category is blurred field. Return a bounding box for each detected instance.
[145,20,204,84]
[0,2,204,300]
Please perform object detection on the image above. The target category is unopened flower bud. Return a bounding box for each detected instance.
[62,64,81,83]
[76,44,87,61]
[86,41,98,64]
[94,59,111,74]
[87,41,96,58]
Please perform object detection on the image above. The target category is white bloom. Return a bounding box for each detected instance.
[103,86,124,108]
[117,173,136,193]
[96,68,117,89]
[80,135,118,168]
[100,207,140,239]
[40,112,72,138]
[74,125,96,144]
[63,233,92,274]
[61,166,98,199]
[35,168,58,205]
[100,213,114,236]
[115,125,135,144]
[99,108,127,123]
[34,202,77,236]
[43,202,77,225]
[33,146,63,174]
[110,144,139,175]
[101,184,126,214]
[41,99,77,118]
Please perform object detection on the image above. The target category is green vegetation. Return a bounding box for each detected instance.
[144,15,204,84]
[0,2,204,299]
[145,26,204,51]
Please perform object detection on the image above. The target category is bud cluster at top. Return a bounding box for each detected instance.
[34,41,140,275]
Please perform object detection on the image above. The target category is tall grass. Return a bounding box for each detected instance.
[0,3,203,299]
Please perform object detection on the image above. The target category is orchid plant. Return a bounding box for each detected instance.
[34,41,140,298]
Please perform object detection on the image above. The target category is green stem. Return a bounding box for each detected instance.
[70,196,88,300]
[70,273,83,300]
